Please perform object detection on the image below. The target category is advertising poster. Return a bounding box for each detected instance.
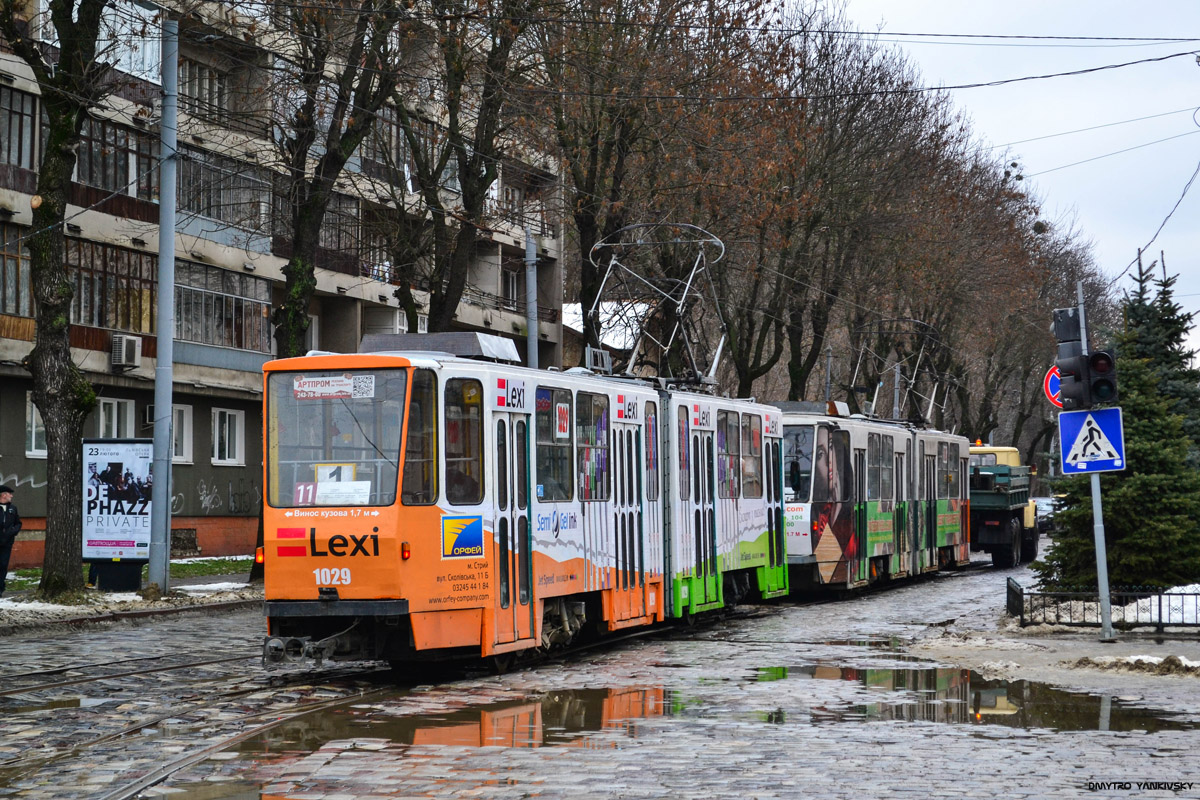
[82,439,153,560]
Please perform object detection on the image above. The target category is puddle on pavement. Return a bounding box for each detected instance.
[752,664,1195,732]
[151,673,1194,799]
[236,686,667,755]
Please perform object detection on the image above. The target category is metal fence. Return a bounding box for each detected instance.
[1008,578,1200,630]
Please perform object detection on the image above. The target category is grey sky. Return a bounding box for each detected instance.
[844,1,1200,341]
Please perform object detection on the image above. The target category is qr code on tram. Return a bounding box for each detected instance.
[351,375,375,398]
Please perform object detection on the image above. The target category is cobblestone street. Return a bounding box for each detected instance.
[2,559,1199,799]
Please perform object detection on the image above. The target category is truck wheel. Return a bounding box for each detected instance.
[1021,529,1039,563]
[992,517,1021,568]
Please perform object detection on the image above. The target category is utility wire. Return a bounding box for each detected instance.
[991,106,1200,149]
[1026,129,1200,177]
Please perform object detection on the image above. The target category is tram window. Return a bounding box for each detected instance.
[645,402,659,502]
[518,514,530,604]
[267,368,405,508]
[783,425,814,502]
[741,415,763,499]
[445,378,484,505]
[577,392,610,501]
[946,443,960,498]
[677,406,690,502]
[867,433,881,500]
[626,429,635,504]
[535,386,573,502]
[402,369,437,505]
[717,410,740,499]
[880,435,894,500]
[496,421,508,511]
[937,441,950,500]
[515,420,528,510]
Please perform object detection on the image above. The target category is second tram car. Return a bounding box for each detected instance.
[779,402,970,591]
[261,335,786,667]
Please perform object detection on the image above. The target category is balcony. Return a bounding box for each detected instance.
[461,285,559,323]
[484,199,556,239]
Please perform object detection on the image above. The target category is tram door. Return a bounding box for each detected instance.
[612,421,646,621]
[689,429,718,606]
[894,450,907,575]
[493,412,534,645]
[922,445,938,572]
[853,448,867,584]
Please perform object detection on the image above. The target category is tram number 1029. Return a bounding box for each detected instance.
[313,567,352,585]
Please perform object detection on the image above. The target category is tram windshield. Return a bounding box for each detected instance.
[266,369,407,507]
[783,424,814,502]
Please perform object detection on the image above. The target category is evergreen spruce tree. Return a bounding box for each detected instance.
[1120,258,1200,464]
[1034,262,1200,589]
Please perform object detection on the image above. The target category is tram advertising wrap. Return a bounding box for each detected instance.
[82,439,153,560]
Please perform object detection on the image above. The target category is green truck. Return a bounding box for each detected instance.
[968,446,1039,568]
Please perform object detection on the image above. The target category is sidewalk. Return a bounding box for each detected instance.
[0,572,263,634]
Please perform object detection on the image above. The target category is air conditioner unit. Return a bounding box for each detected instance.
[111,334,142,371]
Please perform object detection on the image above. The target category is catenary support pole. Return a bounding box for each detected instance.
[525,227,538,370]
[148,18,178,593]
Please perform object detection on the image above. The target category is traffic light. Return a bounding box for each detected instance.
[1088,350,1118,404]
[1056,338,1091,410]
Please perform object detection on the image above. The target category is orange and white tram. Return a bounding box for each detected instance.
[261,335,786,667]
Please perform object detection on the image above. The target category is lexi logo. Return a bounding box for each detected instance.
[442,516,484,559]
[275,527,380,557]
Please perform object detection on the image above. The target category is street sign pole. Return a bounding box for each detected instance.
[1091,472,1114,639]
[1075,281,1114,641]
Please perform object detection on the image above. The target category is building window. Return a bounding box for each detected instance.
[501,267,520,310]
[178,145,270,230]
[535,386,572,502]
[77,116,158,200]
[1,85,38,171]
[99,397,135,438]
[319,193,359,253]
[66,238,156,333]
[212,407,245,466]
[175,261,273,352]
[180,57,229,121]
[172,404,193,463]
[1,223,34,318]
[26,392,46,457]
[359,105,414,190]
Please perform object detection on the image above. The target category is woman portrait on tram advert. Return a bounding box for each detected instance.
[812,426,855,569]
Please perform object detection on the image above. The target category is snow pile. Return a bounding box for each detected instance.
[1116,584,1200,625]
[0,582,263,632]
[1071,655,1200,676]
[1025,583,1200,628]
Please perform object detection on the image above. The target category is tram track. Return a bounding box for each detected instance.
[0,651,258,697]
[0,660,394,794]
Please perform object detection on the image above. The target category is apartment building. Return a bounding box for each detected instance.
[0,0,564,567]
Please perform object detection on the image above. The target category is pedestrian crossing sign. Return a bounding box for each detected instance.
[1059,407,1125,475]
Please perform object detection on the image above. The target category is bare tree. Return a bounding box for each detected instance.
[269,0,407,358]
[0,0,126,594]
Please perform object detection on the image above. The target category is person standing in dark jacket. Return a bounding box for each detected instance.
[0,485,21,597]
